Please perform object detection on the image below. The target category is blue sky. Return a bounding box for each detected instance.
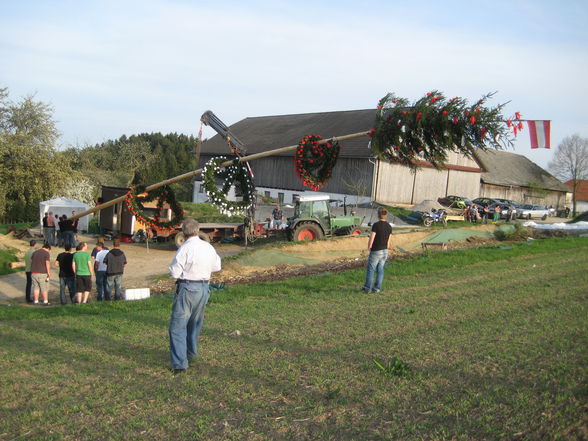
[1,0,587,170]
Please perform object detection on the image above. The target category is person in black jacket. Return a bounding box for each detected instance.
[104,239,127,300]
[59,215,77,249]
[362,208,392,293]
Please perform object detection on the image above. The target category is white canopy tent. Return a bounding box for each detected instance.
[39,197,91,231]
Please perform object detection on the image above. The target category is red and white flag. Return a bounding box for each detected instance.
[527,120,551,149]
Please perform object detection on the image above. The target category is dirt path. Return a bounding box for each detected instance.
[0,233,242,303]
[0,224,502,303]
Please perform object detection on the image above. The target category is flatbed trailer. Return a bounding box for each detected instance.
[173,221,287,247]
[198,222,243,241]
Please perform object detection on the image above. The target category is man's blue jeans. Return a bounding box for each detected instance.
[96,271,110,301]
[63,231,76,249]
[59,276,76,304]
[363,249,389,292]
[169,282,210,370]
[107,274,123,300]
[43,227,55,246]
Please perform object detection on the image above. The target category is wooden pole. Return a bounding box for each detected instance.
[71,130,371,220]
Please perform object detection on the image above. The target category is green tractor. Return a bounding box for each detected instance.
[287,194,364,241]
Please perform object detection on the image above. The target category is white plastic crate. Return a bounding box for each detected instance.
[124,288,150,301]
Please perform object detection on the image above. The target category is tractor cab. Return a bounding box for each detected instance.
[292,194,332,233]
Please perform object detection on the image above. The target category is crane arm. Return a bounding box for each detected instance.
[200,110,246,155]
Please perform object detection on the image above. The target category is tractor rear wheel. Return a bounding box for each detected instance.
[175,231,210,248]
[174,232,185,248]
[291,222,324,241]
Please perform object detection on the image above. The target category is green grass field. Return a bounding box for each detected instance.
[181,202,244,223]
[0,248,20,276]
[1,238,587,440]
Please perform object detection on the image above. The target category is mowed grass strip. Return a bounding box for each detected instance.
[0,238,586,440]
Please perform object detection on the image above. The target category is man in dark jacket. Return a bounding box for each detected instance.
[104,239,127,300]
[362,208,392,293]
[59,215,77,249]
[55,244,76,304]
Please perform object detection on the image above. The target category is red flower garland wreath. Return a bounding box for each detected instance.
[294,135,341,191]
[124,185,184,233]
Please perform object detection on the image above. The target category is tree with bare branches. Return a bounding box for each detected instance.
[548,134,588,216]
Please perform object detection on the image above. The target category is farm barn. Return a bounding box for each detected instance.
[475,149,569,208]
[196,109,566,207]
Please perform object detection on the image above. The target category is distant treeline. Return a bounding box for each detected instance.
[0,86,198,223]
[63,132,198,201]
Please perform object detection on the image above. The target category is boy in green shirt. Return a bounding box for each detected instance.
[72,242,94,304]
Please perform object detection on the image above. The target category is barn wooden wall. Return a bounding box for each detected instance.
[198,152,566,207]
[373,159,482,205]
[446,170,481,199]
[480,184,567,208]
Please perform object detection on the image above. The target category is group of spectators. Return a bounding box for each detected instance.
[463,204,518,224]
[42,211,79,249]
[23,237,127,306]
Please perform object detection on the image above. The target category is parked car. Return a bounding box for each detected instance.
[518,204,550,220]
[437,195,472,208]
[472,197,499,213]
[494,198,522,209]
[472,197,500,208]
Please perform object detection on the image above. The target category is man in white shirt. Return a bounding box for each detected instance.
[94,243,111,301]
[168,218,221,374]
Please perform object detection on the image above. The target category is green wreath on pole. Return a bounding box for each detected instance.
[124,185,184,232]
[370,90,517,170]
[202,156,256,213]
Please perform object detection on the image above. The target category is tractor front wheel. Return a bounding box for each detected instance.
[336,226,363,236]
[291,222,324,241]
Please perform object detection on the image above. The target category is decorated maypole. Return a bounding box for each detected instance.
[71,90,533,226]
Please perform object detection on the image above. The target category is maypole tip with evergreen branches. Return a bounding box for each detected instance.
[370,90,518,170]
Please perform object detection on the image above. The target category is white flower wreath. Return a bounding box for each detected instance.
[202,156,255,212]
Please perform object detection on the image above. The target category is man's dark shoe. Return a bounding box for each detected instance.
[173,368,186,375]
